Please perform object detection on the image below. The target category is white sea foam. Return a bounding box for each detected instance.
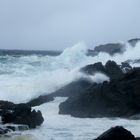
[0,41,140,103]
[19,97,140,140]
[0,41,140,139]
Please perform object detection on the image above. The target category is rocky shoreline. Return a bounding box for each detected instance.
[1,59,140,137]
[0,38,140,138]
[0,101,44,135]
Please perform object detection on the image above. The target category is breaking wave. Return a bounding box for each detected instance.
[0,41,140,103]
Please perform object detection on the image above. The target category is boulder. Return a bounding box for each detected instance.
[1,103,44,129]
[94,126,136,140]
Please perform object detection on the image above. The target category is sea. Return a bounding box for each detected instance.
[0,42,140,140]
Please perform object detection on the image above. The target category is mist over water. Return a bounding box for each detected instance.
[0,41,140,140]
[0,41,140,103]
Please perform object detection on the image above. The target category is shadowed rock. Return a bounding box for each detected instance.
[81,60,126,81]
[51,79,92,97]
[27,94,54,107]
[59,66,140,118]
[0,103,44,129]
[93,43,124,55]
[94,126,136,140]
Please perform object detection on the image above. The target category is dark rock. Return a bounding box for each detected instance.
[6,124,29,131]
[121,62,132,73]
[51,79,92,97]
[94,43,124,55]
[26,81,88,106]
[128,38,140,47]
[0,100,15,110]
[81,60,124,81]
[27,94,54,107]
[94,126,136,140]
[59,67,140,118]
[0,127,10,135]
[0,124,29,136]
[88,38,140,56]
[1,103,44,129]
[105,60,123,80]
[81,62,106,75]
[0,101,16,116]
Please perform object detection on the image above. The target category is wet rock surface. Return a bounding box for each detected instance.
[93,43,124,55]
[59,61,140,118]
[27,94,54,107]
[0,101,44,135]
[94,126,138,140]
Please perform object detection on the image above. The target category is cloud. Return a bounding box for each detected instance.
[0,0,140,50]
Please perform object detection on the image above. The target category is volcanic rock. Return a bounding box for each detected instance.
[94,126,136,140]
[59,66,140,118]
[0,102,44,129]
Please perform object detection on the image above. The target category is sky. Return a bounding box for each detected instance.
[0,0,140,50]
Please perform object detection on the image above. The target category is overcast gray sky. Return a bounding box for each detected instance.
[0,0,140,50]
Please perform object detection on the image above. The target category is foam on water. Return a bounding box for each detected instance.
[0,41,140,102]
[0,42,107,103]
[0,41,140,139]
[18,97,140,140]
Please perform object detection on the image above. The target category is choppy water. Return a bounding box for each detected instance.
[0,41,140,140]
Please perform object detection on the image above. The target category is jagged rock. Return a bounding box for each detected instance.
[27,94,54,107]
[1,103,44,129]
[51,79,92,97]
[59,67,140,118]
[94,126,136,140]
[105,60,123,80]
[0,127,10,135]
[121,62,132,73]
[81,62,106,75]
[81,60,124,80]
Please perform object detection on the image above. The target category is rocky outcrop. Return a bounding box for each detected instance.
[128,38,140,47]
[51,79,92,97]
[88,38,140,56]
[81,60,127,80]
[94,43,124,55]
[0,102,44,129]
[94,126,138,140]
[59,62,140,118]
[27,94,54,107]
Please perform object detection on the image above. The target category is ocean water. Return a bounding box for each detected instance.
[0,42,140,140]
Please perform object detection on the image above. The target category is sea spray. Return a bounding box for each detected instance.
[0,41,140,139]
[0,41,140,103]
